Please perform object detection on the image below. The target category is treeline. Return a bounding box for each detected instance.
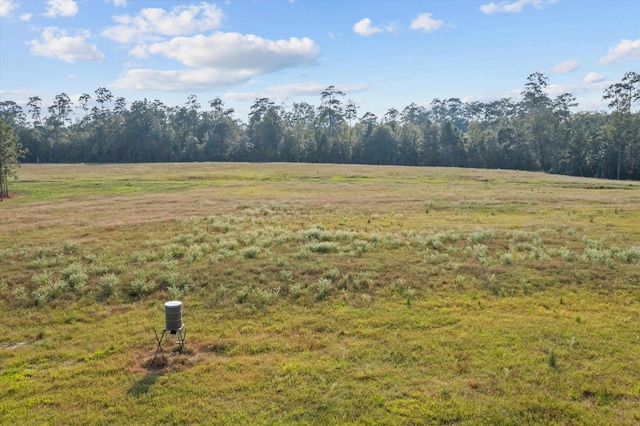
[1,72,639,180]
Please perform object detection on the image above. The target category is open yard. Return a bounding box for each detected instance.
[1,163,639,424]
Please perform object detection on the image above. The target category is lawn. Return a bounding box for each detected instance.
[1,163,639,424]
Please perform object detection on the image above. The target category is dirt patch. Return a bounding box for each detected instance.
[130,344,201,374]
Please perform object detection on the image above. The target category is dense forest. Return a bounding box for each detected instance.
[1,72,639,180]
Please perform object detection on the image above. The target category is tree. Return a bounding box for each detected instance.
[519,72,555,171]
[0,101,26,127]
[439,121,466,167]
[0,120,25,200]
[521,72,551,110]
[78,93,92,119]
[27,96,43,127]
[95,87,114,116]
[248,98,282,161]
[603,71,640,179]
[47,93,73,129]
[361,124,395,165]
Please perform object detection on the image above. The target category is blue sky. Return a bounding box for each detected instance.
[1,0,638,121]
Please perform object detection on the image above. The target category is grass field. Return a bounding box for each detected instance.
[1,163,639,425]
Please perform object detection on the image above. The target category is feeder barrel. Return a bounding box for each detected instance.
[164,301,183,331]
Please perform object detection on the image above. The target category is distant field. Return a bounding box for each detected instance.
[1,163,639,424]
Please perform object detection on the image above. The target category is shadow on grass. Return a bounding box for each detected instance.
[128,372,163,397]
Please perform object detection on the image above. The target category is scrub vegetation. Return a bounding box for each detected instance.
[1,163,639,424]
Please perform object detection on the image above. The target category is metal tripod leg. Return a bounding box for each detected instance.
[176,326,186,353]
[152,327,167,361]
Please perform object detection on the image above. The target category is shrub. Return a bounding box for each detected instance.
[12,286,28,304]
[61,263,88,292]
[307,242,339,254]
[32,285,53,306]
[184,244,208,263]
[616,245,640,264]
[289,284,303,299]
[236,286,250,303]
[470,244,487,261]
[168,285,182,300]
[404,287,416,306]
[254,287,280,305]
[280,270,293,285]
[352,240,368,257]
[581,247,613,265]
[315,278,333,301]
[62,240,79,253]
[298,225,333,242]
[240,246,261,259]
[31,271,53,287]
[98,274,118,300]
[500,252,514,265]
[163,244,185,260]
[469,228,495,244]
[326,267,340,281]
[559,246,573,261]
[88,263,112,277]
[126,278,157,298]
[295,248,311,260]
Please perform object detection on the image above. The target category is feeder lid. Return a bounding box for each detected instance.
[165,300,182,307]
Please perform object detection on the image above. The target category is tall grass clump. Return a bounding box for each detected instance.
[548,348,558,369]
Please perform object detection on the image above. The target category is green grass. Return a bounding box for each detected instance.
[1,163,640,424]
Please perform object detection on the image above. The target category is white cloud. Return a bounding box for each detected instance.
[0,0,18,17]
[29,27,105,63]
[110,0,127,7]
[410,13,444,32]
[128,44,149,59]
[552,59,579,74]
[102,2,225,43]
[20,13,31,21]
[112,68,253,91]
[113,33,319,92]
[599,39,640,64]
[353,18,383,36]
[144,32,319,72]
[44,0,78,18]
[480,0,557,14]
[584,72,605,84]
[545,83,574,97]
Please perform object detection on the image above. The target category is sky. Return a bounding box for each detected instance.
[0,0,639,121]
